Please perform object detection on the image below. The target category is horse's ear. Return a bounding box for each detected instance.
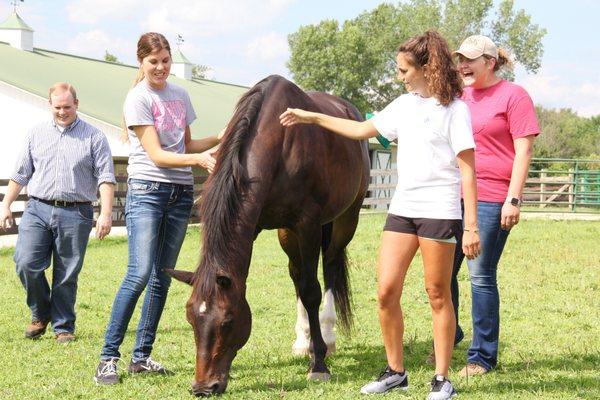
[165,268,195,286]
[216,275,232,289]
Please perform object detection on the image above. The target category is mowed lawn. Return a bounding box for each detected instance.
[0,214,598,400]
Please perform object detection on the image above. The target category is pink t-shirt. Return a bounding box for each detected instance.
[461,80,540,202]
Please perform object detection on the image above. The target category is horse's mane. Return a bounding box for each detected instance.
[196,75,282,298]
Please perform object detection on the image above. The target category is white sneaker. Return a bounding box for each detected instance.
[427,374,457,400]
[360,366,408,394]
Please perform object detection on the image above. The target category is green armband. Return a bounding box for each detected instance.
[376,134,391,149]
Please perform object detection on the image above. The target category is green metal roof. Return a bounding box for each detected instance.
[172,48,192,65]
[0,42,248,138]
[0,12,33,31]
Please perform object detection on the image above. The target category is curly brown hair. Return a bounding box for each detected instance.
[398,31,462,106]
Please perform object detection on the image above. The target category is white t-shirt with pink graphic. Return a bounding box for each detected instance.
[124,80,197,185]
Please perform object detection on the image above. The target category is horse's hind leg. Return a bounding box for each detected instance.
[320,289,336,354]
[278,229,311,356]
[319,222,337,355]
[278,226,330,381]
[292,287,335,357]
[293,294,311,356]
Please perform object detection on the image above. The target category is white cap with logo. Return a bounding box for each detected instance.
[453,35,498,59]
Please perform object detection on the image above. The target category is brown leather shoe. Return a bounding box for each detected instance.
[459,363,488,377]
[425,348,436,366]
[56,332,76,344]
[25,320,50,339]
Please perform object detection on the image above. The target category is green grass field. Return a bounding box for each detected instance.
[0,214,598,399]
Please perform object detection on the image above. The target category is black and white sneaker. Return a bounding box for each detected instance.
[427,374,457,400]
[360,365,408,394]
[94,358,119,385]
[128,357,171,375]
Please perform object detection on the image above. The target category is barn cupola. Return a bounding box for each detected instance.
[0,8,34,52]
[171,48,193,80]
[171,35,193,80]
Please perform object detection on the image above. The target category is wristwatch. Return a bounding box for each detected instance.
[506,196,522,207]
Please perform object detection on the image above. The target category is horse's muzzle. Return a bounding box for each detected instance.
[192,380,227,397]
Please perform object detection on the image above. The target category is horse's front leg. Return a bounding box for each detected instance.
[278,226,330,380]
[298,227,330,380]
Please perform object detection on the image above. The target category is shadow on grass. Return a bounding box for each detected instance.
[456,352,600,398]
[231,341,434,393]
[224,343,600,397]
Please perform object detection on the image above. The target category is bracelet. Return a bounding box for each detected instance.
[463,228,479,234]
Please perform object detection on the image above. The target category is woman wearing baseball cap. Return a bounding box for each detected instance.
[448,35,540,377]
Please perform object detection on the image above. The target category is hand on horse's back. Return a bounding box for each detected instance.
[279,108,314,126]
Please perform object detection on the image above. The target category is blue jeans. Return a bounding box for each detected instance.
[100,179,193,361]
[451,201,510,371]
[14,198,93,334]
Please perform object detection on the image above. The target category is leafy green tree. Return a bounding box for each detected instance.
[104,50,120,63]
[192,64,212,80]
[288,0,546,113]
[535,107,600,159]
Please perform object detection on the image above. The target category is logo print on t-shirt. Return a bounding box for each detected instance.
[151,100,186,132]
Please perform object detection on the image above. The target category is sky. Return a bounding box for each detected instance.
[2,0,599,117]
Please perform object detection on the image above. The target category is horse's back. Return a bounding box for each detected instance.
[249,77,369,226]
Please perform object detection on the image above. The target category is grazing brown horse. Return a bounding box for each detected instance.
[168,75,369,396]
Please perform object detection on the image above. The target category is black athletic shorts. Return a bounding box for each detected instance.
[383,214,462,243]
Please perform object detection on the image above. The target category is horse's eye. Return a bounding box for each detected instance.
[221,320,233,330]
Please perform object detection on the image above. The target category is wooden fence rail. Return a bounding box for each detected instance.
[2,161,598,236]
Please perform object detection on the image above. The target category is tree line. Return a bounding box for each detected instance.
[287,0,598,160]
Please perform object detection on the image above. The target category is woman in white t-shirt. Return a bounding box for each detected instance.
[280,31,480,400]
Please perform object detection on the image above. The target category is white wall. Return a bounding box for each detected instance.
[0,81,128,179]
[0,89,47,177]
[171,63,192,80]
[0,29,33,51]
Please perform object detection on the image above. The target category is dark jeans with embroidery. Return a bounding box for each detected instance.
[101,179,193,361]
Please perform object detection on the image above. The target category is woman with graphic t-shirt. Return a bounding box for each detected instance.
[445,35,540,378]
[94,32,222,385]
[280,31,480,400]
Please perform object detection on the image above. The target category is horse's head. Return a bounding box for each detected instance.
[167,269,252,397]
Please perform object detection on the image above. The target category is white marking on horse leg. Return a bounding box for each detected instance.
[307,372,331,381]
[319,289,336,355]
[292,296,311,356]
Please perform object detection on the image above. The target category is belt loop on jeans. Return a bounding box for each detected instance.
[31,196,92,208]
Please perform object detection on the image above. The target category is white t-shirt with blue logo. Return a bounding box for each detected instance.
[124,80,197,185]
[371,93,474,219]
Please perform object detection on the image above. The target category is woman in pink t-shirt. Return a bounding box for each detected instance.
[448,35,540,376]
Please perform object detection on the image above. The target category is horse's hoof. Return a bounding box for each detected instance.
[307,372,331,381]
[325,343,336,356]
[292,345,310,357]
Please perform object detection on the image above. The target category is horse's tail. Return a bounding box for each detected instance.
[321,222,353,334]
